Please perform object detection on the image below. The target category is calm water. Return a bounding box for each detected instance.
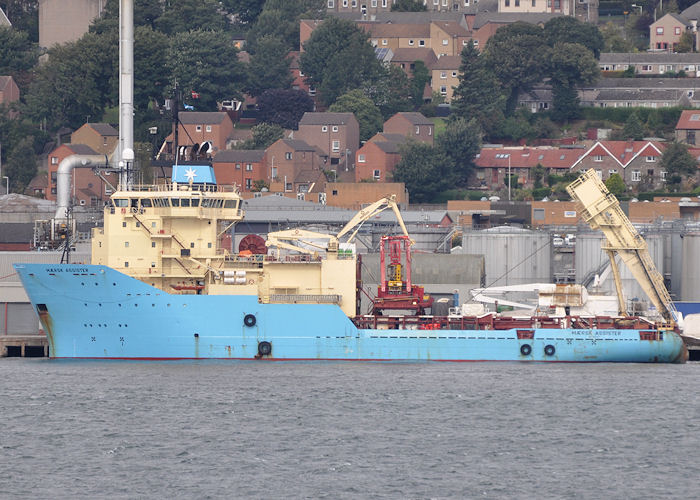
[1,359,699,499]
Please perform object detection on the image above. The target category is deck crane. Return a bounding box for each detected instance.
[566,169,677,325]
[264,195,432,314]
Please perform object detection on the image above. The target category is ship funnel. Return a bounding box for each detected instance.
[54,154,107,220]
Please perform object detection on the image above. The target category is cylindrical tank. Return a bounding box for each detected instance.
[576,231,665,302]
[681,233,700,301]
[462,227,550,287]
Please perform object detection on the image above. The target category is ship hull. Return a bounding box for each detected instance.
[14,264,688,363]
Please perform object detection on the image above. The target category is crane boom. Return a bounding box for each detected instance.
[566,169,677,324]
[336,195,411,244]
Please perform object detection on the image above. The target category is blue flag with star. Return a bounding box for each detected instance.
[172,164,217,184]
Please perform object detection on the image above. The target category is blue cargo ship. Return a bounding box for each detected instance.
[14,165,688,363]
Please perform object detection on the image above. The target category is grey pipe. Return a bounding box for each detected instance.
[54,155,106,220]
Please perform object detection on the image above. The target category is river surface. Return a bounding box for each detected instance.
[1,359,699,499]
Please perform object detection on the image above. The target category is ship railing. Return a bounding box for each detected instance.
[118,182,240,194]
[269,294,342,304]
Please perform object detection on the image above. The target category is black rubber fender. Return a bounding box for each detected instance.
[258,341,272,356]
[544,344,556,356]
[243,313,256,327]
[520,344,532,356]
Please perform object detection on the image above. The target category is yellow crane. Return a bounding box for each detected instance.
[567,169,677,325]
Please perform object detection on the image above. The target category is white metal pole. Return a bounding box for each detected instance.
[119,0,134,189]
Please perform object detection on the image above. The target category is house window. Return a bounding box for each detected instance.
[656,27,664,35]
[382,0,387,6]
[382,39,388,45]
[631,170,641,181]
[196,125,202,132]
[676,27,682,35]
[285,182,292,191]
[246,163,253,171]
[593,155,604,162]
[103,137,107,146]
[358,154,366,163]
[51,156,58,164]
[442,39,448,45]
[452,71,457,77]
[328,0,334,7]
[245,178,252,190]
[464,0,469,5]
[322,126,328,132]
[661,170,667,180]
[428,127,432,136]
[419,40,425,47]
[505,0,509,5]
[409,39,414,45]
[534,208,545,221]
[235,163,241,169]
[352,0,357,5]
[440,71,447,79]
[515,0,520,5]
[646,156,656,162]
[373,169,381,180]
[332,125,338,132]
[371,0,377,6]
[609,169,617,176]
[688,131,696,145]
[642,65,652,72]
[206,125,212,132]
[285,152,292,160]
[596,169,603,179]
[309,87,316,96]
[473,40,479,48]
[440,85,447,95]
[332,140,340,151]
[532,0,535,5]
[415,126,420,134]
[343,0,348,6]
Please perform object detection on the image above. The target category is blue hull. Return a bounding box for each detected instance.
[13,264,688,363]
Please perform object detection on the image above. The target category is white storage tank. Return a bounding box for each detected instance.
[681,233,700,301]
[462,227,550,287]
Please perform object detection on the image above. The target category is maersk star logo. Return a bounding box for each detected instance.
[184,167,197,182]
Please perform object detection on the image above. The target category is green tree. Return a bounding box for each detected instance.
[364,64,413,120]
[99,0,163,30]
[0,25,39,89]
[245,9,300,53]
[134,26,169,110]
[661,142,697,184]
[167,30,246,111]
[393,142,455,203]
[300,17,383,107]
[154,0,228,36]
[622,111,645,140]
[409,60,430,109]
[257,89,314,129]
[484,22,548,114]
[221,0,266,24]
[533,164,545,188]
[435,117,481,186]
[237,123,285,150]
[548,42,600,87]
[676,32,694,53]
[543,16,604,58]
[0,0,39,41]
[245,36,293,96]
[3,136,36,193]
[550,84,581,122]
[329,89,383,142]
[605,173,626,197]
[600,22,634,53]
[391,0,427,11]
[451,41,505,135]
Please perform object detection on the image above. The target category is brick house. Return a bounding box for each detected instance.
[45,144,112,206]
[71,122,118,157]
[212,150,266,192]
[325,182,408,210]
[264,138,322,193]
[0,75,19,109]
[295,112,360,169]
[649,13,692,52]
[389,48,438,76]
[571,140,668,189]
[355,134,404,182]
[676,110,700,145]
[383,112,434,145]
[530,201,580,227]
[431,55,460,102]
[430,20,471,57]
[288,51,313,97]
[472,146,583,190]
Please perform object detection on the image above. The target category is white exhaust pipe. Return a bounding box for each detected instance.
[54,155,107,220]
[119,0,134,189]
